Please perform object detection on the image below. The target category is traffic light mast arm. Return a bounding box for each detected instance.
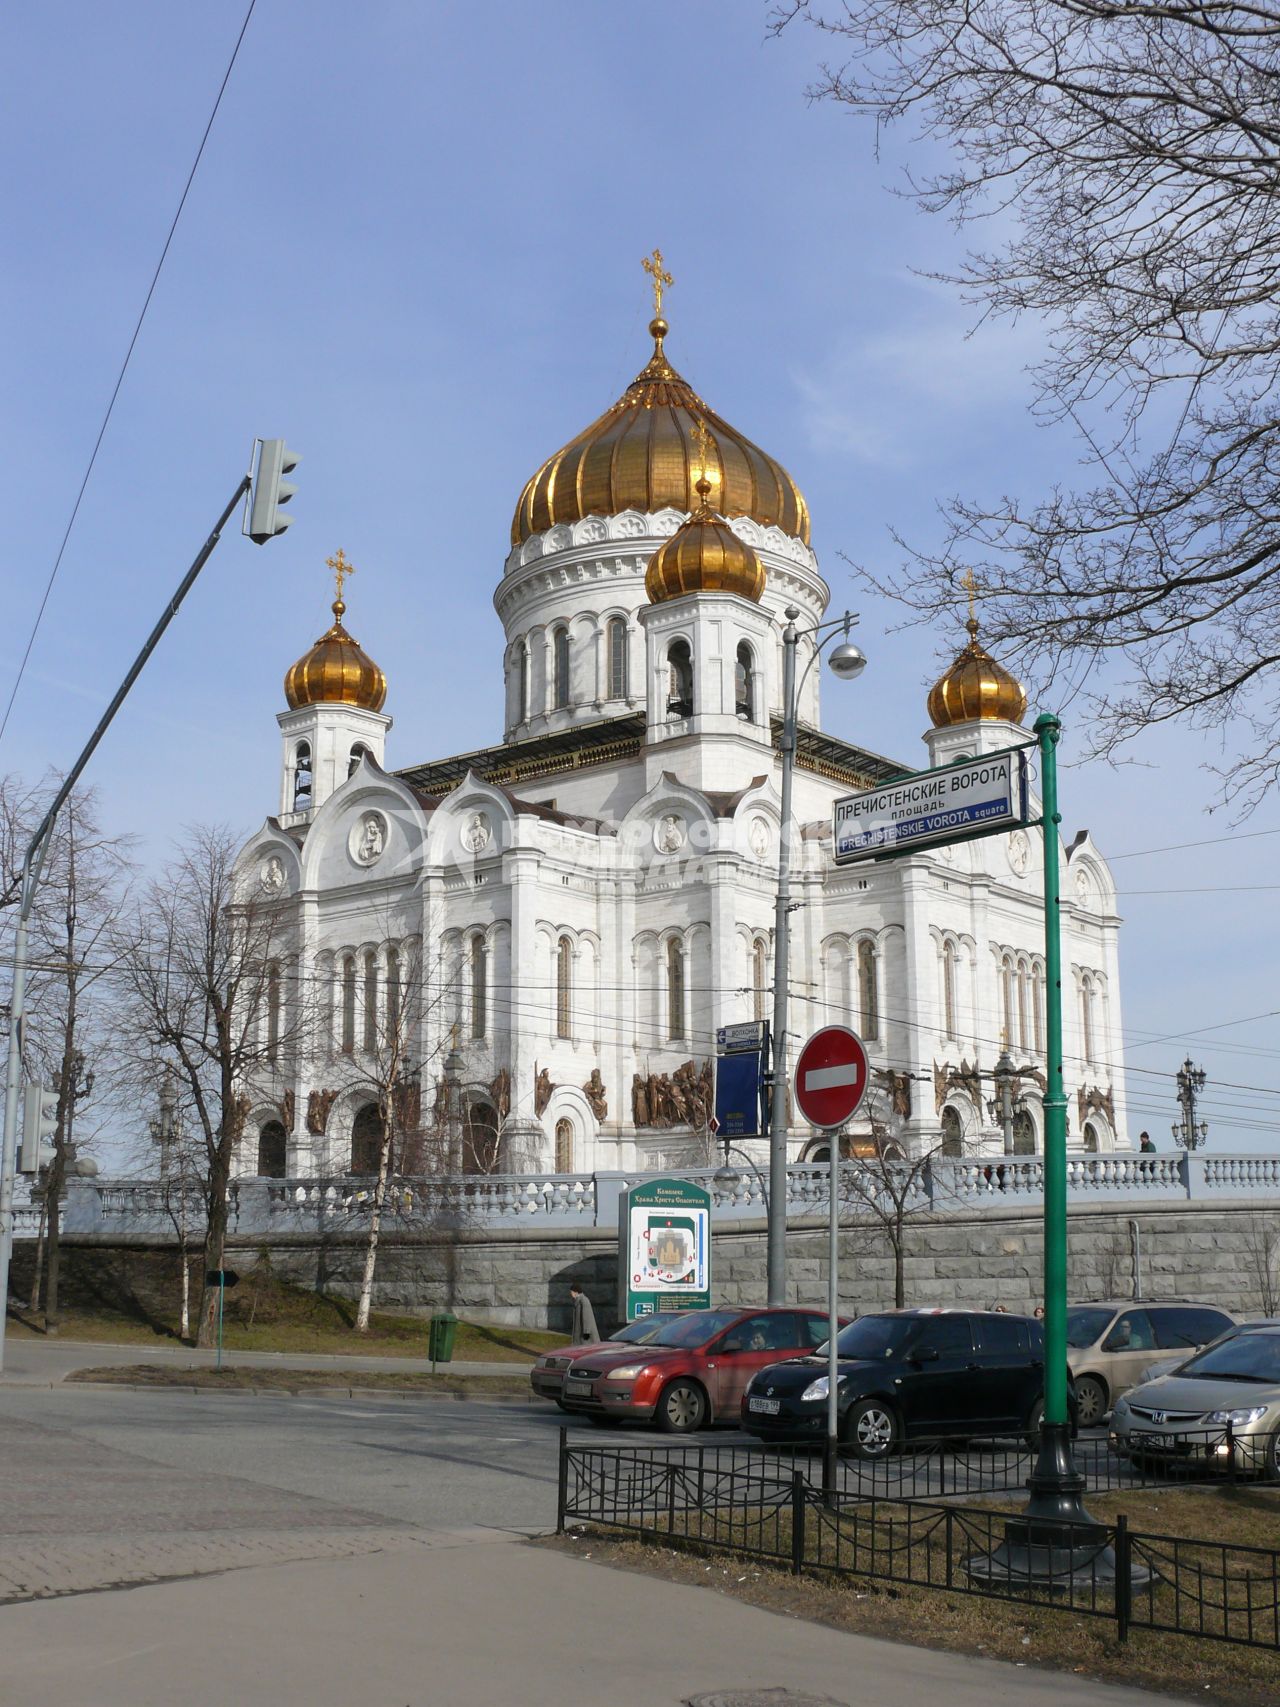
[0,465,251,1372]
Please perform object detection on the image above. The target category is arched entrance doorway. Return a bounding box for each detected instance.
[1012,1109,1037,1155]
[351,1103,384,1175]
[940,1106,963,1157]
[554,1118,573,1173]
[256,1120,287,1178]
[462,1101,499,1175]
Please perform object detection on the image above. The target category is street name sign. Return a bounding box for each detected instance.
[794,1026,869,1131]
[833,749,1027,865]
[717,1021,767,1054]
[617,1177,712,1321]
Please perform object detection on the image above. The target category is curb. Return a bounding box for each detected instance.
[59,1377,540,1404]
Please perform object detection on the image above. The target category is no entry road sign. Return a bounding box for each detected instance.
[794,1026,869,1131]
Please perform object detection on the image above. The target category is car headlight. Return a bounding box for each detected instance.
[604,1364,648,1381]
[1207,1406,1269,1426]
[800,1376,830,1402]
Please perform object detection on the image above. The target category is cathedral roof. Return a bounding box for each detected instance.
[510,314,810,547]
[284,594,387,715]
[926,617,1026,728]
[644,472,766,604]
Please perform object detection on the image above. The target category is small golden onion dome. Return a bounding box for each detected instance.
[644,475,767,604]
[511,317,810,547]
[927,619,1027,727]
[284,597,388,713]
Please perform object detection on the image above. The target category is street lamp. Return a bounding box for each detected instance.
[1173,1057,1208,1150]
[712,1135,770,1213]
[988,1048,1035,1156]
[767,606,867,1307]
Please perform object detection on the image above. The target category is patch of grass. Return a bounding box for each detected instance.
[546,1484,1280,1707]
[7,1261,567,1362]
[67,1363,536,1398]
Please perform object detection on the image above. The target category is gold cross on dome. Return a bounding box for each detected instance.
[327,548,356,605]
[691,416,717,488]
[961,567,978,624]
[642,247,673,316]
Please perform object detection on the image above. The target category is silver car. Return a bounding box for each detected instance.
[1110,1320,1280,1478]
[1066,1300,1236,1426]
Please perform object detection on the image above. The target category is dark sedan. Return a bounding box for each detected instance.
[742,1307,1069,1456]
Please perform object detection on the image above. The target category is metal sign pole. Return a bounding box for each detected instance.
[825,1128,842,1496]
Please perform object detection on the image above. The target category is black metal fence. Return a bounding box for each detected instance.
[557,1430,1280,1655]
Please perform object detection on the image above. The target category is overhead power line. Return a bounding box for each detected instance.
[0,0,257,749]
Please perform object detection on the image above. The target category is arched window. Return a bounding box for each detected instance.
[1081,975,1096,1066]
[1013,1109,1036,1155]
[667,938,686,1041]
[555,1118,574,1173]
[462,1101,499,1175]
[556,936,573,1039]
[351,1102,384,1175]
[1082,1120,1099,1154]
[858,940,878,1040]
[292,742,312,811]
[735,642,756,721]
[516,639,529,721]
[940,1106,963,1157]
[608,618,628,699]
[341,955,357,1053]
[553,628,570,709]
[1017,959,1031,1052]
[256,1120,287,1178]
[667,639,693,716]
[752,937,768,1023]
[266,962,281,1063]
[470,933,487,1039]
[1032,964,1045,1054]
[363,951,379,1053]
[386,945,401,1040]
[348,742,371,778]
[1000,954,1015,1046]
[942,940,958,1039]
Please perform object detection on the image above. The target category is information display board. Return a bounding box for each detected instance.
[834,749,1027,865]
[617,1177,712,1321]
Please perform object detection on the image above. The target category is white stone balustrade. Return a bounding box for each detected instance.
[13,1151,1279,1241]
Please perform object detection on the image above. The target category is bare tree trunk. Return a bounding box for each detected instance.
[29,1200,46,1313]
[355,1134,393,1333]
[45,1188,62,1333]
[179,1191,190,1340]
[893,1219,905,1309]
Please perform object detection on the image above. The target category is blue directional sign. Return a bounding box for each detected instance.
[715,1050,764,1139]
[834,749,1028,865]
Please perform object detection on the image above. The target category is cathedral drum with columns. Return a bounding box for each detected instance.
[234,267,1129,1182]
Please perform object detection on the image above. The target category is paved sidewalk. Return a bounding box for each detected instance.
[0,1531,1192,1707]
[0,1333,524,1384]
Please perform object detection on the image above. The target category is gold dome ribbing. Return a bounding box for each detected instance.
[511,317,810,547]
[285,557,387,713]
[645,474,766,604]
[927,619,1027,727]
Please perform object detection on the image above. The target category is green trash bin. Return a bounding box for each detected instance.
[428,1312,458,1367]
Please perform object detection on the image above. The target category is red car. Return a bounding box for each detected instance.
[530,1316,671,1407]
[558,1306,844,1433]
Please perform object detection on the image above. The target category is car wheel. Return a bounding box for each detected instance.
[1075,1375,1108,1428]
[657,1379,707,1434]
[1025,1396,1046,1446]
[1266,1431,1280,1485]
[844,1399,899,1459]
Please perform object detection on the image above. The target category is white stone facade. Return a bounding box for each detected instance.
[234,505,1129,1182]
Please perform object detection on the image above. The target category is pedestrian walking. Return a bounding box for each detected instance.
[569,1280,599,1343]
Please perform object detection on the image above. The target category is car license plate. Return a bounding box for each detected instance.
[749,1397,781,1415]
[1129,1430,1163,1450]
[563,1378,593,1397]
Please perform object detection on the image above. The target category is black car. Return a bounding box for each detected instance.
[741,1307,1072,1457]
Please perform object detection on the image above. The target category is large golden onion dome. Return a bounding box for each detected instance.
[511,316,810,547]
[645,473,766,604]
[285,565,387,713]
[927,618,1027,728]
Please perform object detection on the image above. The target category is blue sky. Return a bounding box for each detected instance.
[3,0,1276,1148]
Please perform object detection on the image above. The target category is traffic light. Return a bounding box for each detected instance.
[19,1083,58,1173]
[246,439,300,543]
